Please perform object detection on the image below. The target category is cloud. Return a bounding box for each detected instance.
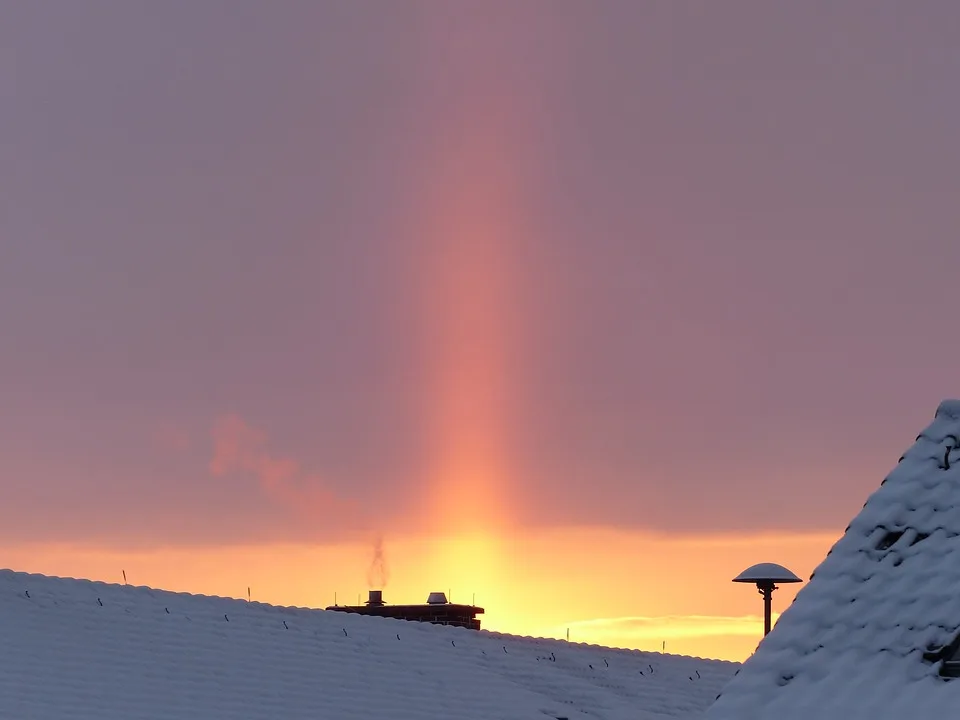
[208,414,359,526]
[209,415,265,476]
[554,614,776,642]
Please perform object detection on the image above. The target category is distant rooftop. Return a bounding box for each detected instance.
[327,590,484,630]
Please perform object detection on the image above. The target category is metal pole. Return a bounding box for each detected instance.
[758,581,775,636]
[763,587,772,635]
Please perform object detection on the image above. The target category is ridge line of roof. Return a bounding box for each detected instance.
[935,399,960,419]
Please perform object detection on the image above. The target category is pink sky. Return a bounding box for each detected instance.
[1,2,959,659]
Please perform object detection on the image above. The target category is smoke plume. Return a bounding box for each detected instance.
[366,534,390,589]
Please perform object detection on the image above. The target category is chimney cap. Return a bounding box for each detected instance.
[426,591,448,605]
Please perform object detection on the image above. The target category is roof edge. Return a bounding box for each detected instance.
[936,399,960,420]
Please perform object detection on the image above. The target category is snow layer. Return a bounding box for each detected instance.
[0,568,735,719]
[707,399,960,720]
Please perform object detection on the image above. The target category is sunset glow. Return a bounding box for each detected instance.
[4,2,957,672]
[1,528,836,661]
[412,18,536,564]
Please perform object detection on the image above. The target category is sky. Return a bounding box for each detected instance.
[2,1,960,661]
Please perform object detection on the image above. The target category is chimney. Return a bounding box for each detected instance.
[426,591,448,605]
[366,590,384,606]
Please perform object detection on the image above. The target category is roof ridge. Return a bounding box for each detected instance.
[935,399,960,420]
[706,400,960,718]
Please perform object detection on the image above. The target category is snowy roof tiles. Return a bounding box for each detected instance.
[0,568,735,720]
[707,399,960,720]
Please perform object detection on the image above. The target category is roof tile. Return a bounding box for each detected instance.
[0,568,735,720]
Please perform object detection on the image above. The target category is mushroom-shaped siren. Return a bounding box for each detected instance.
[733,563,802,585]
[733,562,803,637]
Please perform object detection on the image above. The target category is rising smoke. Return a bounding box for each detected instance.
[366,534,390,589]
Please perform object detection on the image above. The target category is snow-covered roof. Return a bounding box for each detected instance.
[0,568,735,720]
[707,399,960,720]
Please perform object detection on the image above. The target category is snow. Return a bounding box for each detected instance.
[0,568,736,719]
[706,399,960,720]
[732,563,802,583]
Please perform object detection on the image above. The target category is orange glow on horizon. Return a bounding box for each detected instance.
[0,526,838,662]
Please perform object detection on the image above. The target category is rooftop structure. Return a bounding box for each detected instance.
[326,590,484,630]
[707,399,960,720]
